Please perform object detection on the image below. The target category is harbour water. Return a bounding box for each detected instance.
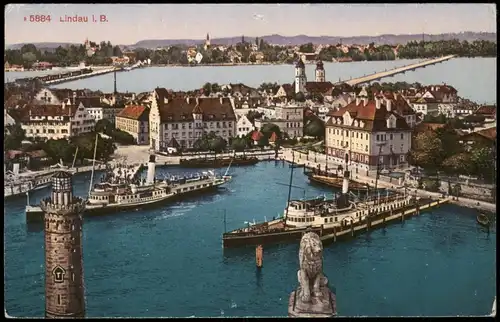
[4,163,496,317]
[5,58,496,104]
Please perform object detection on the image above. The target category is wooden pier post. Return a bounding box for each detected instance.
[416,203,420,216]
[333,226,337,242]
[350,221,354,237]
[401,210,405,222]
[256,245,263,269]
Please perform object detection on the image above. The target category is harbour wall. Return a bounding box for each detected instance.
[280,148,496,213]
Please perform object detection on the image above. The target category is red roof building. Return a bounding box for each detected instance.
[325,96,413,170]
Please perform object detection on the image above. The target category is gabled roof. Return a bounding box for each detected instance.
[325,98,411,132]
[14,104,76,121]
[155,96,236,123]
[117,105,149,121]
[474,105,496,116]
[305,82,334,94]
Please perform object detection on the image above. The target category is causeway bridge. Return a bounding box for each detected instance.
[338,55,456,87]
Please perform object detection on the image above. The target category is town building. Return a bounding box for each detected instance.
[409,97,439,116]
[315,60,325,82]
[255,103,304,138]
[295,59,307,94]
[76,97,124,124]
[149,88,236,151]
[236,115,255,138]
[115,105,150,145]
[458,127,496,150]
[474,105,497,121]
[325,96,413,172]
[40,171,86,318]
[34,88,87,106]
[13,103,95,140]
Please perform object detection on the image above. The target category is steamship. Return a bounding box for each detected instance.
[222,150,416,248]
[25,155,230,221]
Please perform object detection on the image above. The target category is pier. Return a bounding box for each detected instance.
[339,55,456,86]
[320,198,451,244]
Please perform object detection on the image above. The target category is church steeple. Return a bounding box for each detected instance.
[204,33,211,50]
[315,60,325,82]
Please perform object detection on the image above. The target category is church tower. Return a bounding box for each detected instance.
[295,59,307,94]
[41,171,86,318]
[204,33,211,50]
[315,60,325,82]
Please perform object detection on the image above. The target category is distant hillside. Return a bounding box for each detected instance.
[6,32,496,50]
[132,32,497,48]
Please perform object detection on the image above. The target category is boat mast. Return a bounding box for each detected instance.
[88,134,99,197]
[284,150,295,221]
[373,143,385,194]
[71,146,79,169]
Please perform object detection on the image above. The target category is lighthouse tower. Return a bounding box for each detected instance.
[40,171,86,318]
[315,60,325,82]
[295,59,307,94]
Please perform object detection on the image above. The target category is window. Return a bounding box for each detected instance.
[57,295,61,305]
[401,133,404,140]
[390,134,393,140]
[400,155,405,162]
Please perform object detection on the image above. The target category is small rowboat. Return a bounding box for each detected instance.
[476,213,490,228]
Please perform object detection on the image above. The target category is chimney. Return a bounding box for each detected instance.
[347,96,353,104]
[72,91,76,105]
[363,97,368,106]
[196,97,199,105]
[220,97,223,105]
[164,97,168,104]
[375,97,381,109]
[385,98,392,111]
[356,97,361,105]
[186,97,190,104]
[62,102,66,110]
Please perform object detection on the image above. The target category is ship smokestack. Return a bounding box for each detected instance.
[146,154,156,185]
[342,153,349,194]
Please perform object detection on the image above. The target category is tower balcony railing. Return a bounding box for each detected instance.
[40,196,86,215]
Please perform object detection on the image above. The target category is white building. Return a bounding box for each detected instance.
[149,88,236,151]
[16,103,95,140]
[325,96,413,172]
[410,97,440,116]
[236,115,255,138]
[295,59,307,94]
[76,97,124,124]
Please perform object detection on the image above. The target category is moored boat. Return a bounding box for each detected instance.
[476,213,490,228]
[307,172,370,192]
[26,152,230,222]
[179,155,259,168]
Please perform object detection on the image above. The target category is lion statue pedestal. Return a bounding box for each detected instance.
[288,232,337,318]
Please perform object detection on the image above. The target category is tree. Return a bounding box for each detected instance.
[304,119,325,138]
[442,153,472,177]
[113,46,123,57]
[469,146,495,182]
[231,138,247,152]
[209,136,227,153]
[4,124,26,150]
[246,110,263,124]
[249,55,256,63]
[257,135,269,149]
[408,131,445,176]
[22,52,37,67]
[202,82,212,96]
[299,43,314,53]
[95,119,114,135]
[260,123,282,139]
[296,92,306,102]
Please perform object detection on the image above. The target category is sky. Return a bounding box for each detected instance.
[4,4,497,45]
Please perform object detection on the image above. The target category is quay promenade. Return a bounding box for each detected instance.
[340,55,456,86]
[280,148,496,213]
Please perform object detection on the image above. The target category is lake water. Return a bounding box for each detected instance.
[5,58,496,104]
[4,163,496,317]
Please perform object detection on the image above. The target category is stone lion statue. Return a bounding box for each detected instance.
[297,232,328,303]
